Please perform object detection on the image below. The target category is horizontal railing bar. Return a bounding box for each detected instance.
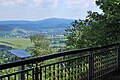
[0,43,119,70]
[0,68,34,78]
[41,55,89,68]
[93,48,118,55]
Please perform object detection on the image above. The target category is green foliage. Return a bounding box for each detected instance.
[0,51,6,64]
[65,0,120,49]
[87,0,120,45]
[27,34,53,56]
[64,20,92,49]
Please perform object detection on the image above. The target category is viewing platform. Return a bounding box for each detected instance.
[0,43,120,80]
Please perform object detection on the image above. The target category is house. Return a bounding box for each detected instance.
[7,50,32,62]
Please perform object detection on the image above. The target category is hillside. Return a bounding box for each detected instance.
[0,18,74,31]
[0,25,13,31]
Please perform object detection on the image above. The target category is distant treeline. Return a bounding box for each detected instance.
[0,45,12,50]
[0,25,13,31]
[0,18,74,31]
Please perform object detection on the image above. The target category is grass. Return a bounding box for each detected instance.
[50,43,65,47]
[0,36,66,50]
[0,38,33,49]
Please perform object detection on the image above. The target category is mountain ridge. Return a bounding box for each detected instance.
[0,18,74,31]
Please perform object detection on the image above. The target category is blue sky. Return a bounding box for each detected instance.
[0,0,102,20]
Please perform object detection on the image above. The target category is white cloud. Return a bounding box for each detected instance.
[0,0,25,6]
[0,0,58,8]
[33,0,42,6]
[33,0,58,7]
[0,0,96,9]
[66,0,96,8]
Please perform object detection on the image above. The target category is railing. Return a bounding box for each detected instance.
[0,43,120,80]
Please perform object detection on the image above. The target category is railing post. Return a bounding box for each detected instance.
[117,45,120,70]
[88,54,93,80]
[40,67,42,80]
[35,63,39,80]
[18,65,25,80]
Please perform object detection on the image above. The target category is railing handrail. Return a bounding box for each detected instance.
[0,43,119,70]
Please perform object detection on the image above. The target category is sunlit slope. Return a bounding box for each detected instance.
[0,38,33,49]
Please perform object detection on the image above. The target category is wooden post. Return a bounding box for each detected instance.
[88,54,93,80]
[117,46,120,70]
[19,58,25,80]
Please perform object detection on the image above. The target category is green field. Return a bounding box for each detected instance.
[0,35,66,50]
[0,38,33,49]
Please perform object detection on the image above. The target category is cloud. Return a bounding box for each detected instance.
[0,0,25,7]
[33,0,58,7]
[0,0,96,9]
[33,0,42,6]
[0,0,58,8]
[66,0,96,8]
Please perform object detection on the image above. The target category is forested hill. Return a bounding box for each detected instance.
[0,25,14,31]
[0,18,74,31]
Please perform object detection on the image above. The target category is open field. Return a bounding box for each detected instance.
[0,35,66,50]
[0,38,33,49]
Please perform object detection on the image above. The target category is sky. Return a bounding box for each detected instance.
[0,0,102,21]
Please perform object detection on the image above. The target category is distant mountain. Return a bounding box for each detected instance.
[0,18,74,31]
[0,25,13,31]
[0,20,31,24]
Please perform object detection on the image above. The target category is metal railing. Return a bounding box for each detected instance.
[0,43,120,80]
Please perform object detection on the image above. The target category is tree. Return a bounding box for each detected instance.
[27,34,53,57]
[65,0,120,49]
[64,20,92,49]
[88,0,120,43]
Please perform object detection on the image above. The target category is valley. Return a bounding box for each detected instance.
[0,18,72,51]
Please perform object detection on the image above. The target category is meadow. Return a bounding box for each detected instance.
[0,38,33,49]
[0,36,66,50]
